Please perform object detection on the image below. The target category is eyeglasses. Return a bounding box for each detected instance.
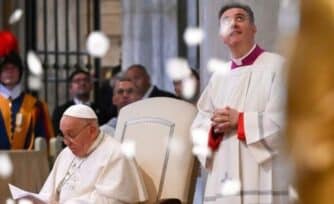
[116,88,134,95]
[221,14,248,23]
[63,123,91,144]
[71,77,91,84]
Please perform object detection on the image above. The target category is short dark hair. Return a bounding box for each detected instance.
[127,64,149,77]
[68,69,90,82]
[0,52,23,81]
[218,3,255,24]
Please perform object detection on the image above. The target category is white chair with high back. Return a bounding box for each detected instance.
[114,97,198,204]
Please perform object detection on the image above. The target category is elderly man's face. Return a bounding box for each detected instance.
[0,63,20,88]
[125,67,150,96]
[220,8,256,48]
[69,73,92,99]
[60,116,96,157]
[113,80,139,111]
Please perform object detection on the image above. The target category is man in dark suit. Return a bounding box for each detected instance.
[52,69,111,136]
[125,64,176,99]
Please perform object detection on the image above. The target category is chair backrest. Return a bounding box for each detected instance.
[114,97,197,203]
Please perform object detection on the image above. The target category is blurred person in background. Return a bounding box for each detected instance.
[52,69,112,136]
[0,30,54,149]
[125,64,177,99]
[100,77,140,136]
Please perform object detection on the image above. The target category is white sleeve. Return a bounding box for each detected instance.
[244,69,285,164]
[39,149,67,203]
[191,75,216,168]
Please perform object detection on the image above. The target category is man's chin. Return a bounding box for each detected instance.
[2,80,18,87]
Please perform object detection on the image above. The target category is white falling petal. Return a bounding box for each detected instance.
[166,58,191,80]
[181,77,197,99]
[288,185,299,202]
[221,179,241,196]
[9,9,23,25]
[192,145,212,158]
[27,51,43,76]
[18,199,33,204]
[28,75,42,90]
[169,137,183,156]
[220,18,234,38]
[0,153,13,178]
[183,27,205,46]
[5,198,15,204]
[86,31,110,58]
[207,58,229,74]
[121,140,136,158]
[191,127,212,157]
[191,128,208,146]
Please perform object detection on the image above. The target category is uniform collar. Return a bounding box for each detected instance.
[0,83,22,100]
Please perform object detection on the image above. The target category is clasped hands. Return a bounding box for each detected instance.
[211,106,239,134]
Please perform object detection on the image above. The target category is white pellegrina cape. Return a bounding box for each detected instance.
[192,52,290,204]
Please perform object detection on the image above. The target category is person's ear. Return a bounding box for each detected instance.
[112,95,117,105]
[252,24,257,34]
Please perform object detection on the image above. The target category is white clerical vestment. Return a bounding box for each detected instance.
[39,132,147,204]
[192,52,290,204]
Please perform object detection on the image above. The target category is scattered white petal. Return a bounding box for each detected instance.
[207,58,229,74]
[220,18,234,38]
[27,51,43,76]
[6,198,15,204]
[166,58,191,80]
[9,9,23,25]
[28,75,42,90]
[169,137,183,155]
[0,153,13,178]
[105,70,112,79]
[192,145,212,158]
[221,179,241,196]
[181,77,197,99]
[289,185,299,202]
[86,31,110,58]
[191,128,208,146]
[121,140,136,158]
[183,27,205,46]
[18,199,33,204]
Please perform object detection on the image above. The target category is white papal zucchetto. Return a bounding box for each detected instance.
[63,104,97,119]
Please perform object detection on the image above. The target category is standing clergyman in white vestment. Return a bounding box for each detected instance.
[191,3,290,204]
[38,104,147,203]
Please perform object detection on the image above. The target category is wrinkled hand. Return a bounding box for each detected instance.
[211,106,239,134]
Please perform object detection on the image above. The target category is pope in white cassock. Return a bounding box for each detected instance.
[192,3,290,204]
[39,104,147,204]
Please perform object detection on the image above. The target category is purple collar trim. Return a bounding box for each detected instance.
[231,45,264,69]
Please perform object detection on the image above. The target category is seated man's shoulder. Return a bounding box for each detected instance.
[151,86,177,98]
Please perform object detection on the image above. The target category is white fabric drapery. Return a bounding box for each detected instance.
[122,0,178,92]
